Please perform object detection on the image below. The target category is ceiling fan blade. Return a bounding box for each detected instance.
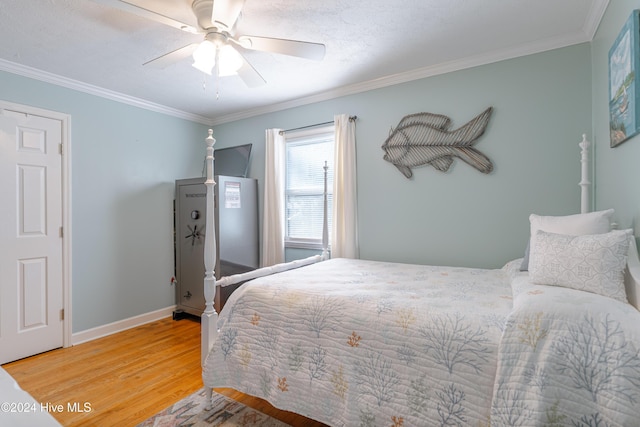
[236,54,266,88]
[143,43,199,68]
[212,0,246,31]
[91,0,198,33]
[238,36,325,61]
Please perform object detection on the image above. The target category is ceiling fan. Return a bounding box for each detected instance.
[92,0,326,87]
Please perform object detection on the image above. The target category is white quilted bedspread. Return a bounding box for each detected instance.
[203,258,640,426]
[203,258,514,426]
[491,271,640,426]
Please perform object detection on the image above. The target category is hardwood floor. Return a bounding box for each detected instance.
[2,316,326,427]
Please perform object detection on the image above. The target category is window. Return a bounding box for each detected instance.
[284,126,334,249]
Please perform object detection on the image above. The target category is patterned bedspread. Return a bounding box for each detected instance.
[203,258,514,426]
[492,270,640,426]
[203,258,640,426]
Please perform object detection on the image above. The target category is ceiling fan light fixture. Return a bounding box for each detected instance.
[192,40,216,75]
[218,45,243,76]
[111,0,325,88]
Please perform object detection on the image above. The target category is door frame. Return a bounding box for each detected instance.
[0,100,72,348]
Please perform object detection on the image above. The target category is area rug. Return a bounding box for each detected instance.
[136,388,290,427]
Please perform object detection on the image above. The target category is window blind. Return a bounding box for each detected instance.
[285,128,334,247]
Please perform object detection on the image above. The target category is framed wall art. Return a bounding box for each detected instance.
[609,9,640,147]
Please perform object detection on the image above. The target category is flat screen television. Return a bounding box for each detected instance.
[214,143,252,177]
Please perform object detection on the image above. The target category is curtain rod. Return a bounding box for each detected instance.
[279,115,357,135]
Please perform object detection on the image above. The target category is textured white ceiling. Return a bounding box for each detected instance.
[0,0,608,124]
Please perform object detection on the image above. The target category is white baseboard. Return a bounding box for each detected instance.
[71,305,178,346]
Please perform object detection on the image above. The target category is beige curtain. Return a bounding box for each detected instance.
[261,128,286,266]
[332,114,359,258]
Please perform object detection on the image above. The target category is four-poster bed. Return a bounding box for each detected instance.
[199,130,640,426]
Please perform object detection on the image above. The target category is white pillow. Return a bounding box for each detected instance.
[529,229,632,302]
[520,209,614,271]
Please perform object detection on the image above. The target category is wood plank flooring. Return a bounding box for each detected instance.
[2,316,326,427]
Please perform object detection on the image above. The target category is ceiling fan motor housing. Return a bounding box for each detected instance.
[192,0,216,31]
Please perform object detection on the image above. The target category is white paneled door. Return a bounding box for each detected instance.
[0,109,64,364]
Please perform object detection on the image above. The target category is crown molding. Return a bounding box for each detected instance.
[0,59,215,126]
[583,0,610,40]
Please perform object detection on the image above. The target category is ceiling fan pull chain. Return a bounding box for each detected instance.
[215,48,220,100]
[216,70,220,100]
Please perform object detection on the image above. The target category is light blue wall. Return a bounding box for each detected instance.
[212,44,593,269]
[591,2,640,236]
[0,71,208,332]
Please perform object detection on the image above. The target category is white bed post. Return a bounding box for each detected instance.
[579,134,591,214]
[322,161,330,260]
[202,129,218,366]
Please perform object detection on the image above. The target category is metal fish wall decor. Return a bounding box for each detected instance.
[382,107,494,178]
